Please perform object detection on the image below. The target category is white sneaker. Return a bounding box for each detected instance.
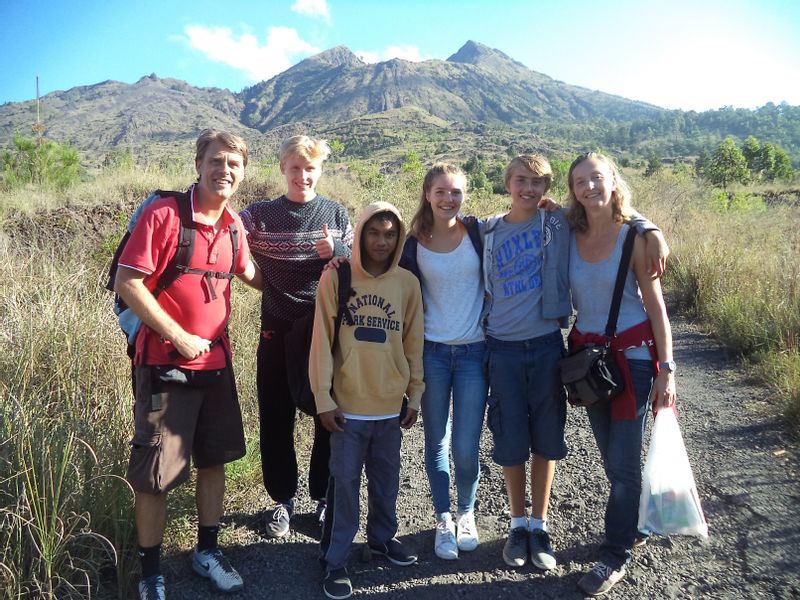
[192,547,244,592]
[434,514,458,560]
[456,511,479,552]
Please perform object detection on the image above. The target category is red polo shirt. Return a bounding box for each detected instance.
[118,189,249,369]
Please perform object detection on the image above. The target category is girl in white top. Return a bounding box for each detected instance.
[399,164,487,561]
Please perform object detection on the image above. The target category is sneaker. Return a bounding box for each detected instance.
[456,511,479,552]
[192,547,244,593]
[266,501,293,538]
[528,528,557,571]
[502,526,528,567]
[368,538,418,566]
[577,562,626,596]
[632,532,648,548]
[434,515,458,560]
[323,567,353,600]
[138,575,165,600]
[315,500,327,528]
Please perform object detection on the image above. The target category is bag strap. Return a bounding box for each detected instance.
[604,226,638,339]
[154,190,195,298]
[332,262,355,353]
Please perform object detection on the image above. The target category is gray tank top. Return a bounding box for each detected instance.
[569,224,650,359]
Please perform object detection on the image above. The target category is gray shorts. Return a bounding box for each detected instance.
[126,364,246,495]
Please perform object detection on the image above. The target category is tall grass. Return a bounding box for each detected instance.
[629,169,800,431]
[0,246,135,598]
[0,159,797,598]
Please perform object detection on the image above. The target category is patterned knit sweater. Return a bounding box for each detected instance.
[241,194,353,322]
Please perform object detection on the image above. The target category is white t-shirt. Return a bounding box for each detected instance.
[417,234,484,344]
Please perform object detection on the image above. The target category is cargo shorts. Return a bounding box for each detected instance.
[126,364,246,495]
[485,331,568,465]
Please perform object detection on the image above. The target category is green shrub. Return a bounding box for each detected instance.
[729,191,766,213]
[1,134,82,191]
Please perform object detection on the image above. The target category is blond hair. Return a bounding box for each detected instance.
[195,129,248,167]
[409,163,467,240]
[566,152,632,232]
[504,155,553,191]
[279,135,331,166]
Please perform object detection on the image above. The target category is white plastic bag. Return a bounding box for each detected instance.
[638,408,708,537]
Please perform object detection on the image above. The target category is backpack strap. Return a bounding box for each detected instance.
[156,192,240,302]
[228,222,240,279]
[332,262,355,352]
[106,231,131,292]
[153,190,194,298]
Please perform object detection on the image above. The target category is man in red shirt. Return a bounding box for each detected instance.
[115,129,260,599]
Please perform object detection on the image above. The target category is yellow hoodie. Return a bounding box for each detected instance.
[309,201,424,416]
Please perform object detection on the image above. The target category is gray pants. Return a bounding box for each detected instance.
[320,417,401,570]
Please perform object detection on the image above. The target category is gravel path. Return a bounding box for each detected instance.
[159,318,800,599]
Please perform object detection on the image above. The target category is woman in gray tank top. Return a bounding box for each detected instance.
[565,152,677,596]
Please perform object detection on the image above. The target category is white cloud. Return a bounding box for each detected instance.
[354,45,430,64]
[184,25,320,82]
[354,50,380,64]
[291,0,330,22]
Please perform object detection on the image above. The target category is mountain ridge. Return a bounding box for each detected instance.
[1,41,798,166]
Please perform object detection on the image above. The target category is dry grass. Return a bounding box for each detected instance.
[0,160,797,598]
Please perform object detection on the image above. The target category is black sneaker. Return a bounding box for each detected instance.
[368,538,417,566]
[266,501,293,539]
[323,567,352,600]
[528,528,556,571]
[502,526,528,567]
[577,562,626,596]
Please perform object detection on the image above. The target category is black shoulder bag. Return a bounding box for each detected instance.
[559,227,637,407]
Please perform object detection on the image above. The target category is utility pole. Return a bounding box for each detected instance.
[31,74,44,144]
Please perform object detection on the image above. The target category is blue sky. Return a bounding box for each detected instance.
[2,0,799,111]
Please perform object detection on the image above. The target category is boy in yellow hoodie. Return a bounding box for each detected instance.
[310,201,424,600]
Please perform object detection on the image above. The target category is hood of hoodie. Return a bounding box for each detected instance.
[351,201,406,279]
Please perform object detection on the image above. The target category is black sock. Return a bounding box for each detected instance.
[197,525,219,552]
[138,543,161,579]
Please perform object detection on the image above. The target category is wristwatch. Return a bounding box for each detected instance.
[659,360,677,373]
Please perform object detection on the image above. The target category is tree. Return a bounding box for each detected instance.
[1,134,81,190]
[328,139,345,158]
[462,155,493,195]
[707,138,749,187]
[644,152,663,177]
[761,143,794,181]
[741,136,761,173]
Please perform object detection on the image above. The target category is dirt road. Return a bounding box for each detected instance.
[159,318,800,599]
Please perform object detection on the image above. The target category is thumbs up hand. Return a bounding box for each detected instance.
[315,223,335,259]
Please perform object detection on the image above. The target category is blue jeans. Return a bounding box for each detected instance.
[422,340,488,515]
[586,359,654,570]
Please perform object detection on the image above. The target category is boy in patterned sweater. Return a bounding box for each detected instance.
[240,135,353,538]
